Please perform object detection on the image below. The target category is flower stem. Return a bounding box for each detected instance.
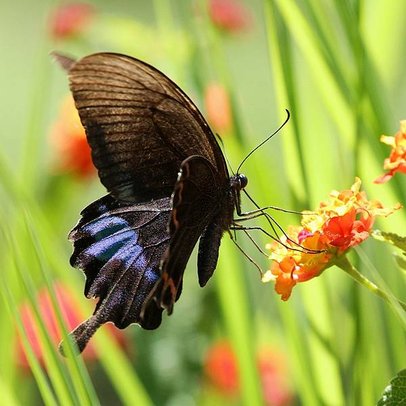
[334,255,406,313]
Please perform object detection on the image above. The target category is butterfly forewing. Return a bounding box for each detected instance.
[63,53,228,202]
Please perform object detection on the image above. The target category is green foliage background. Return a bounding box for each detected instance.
[0,1,405,405]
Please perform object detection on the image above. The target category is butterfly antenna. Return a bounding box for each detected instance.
[242,229,269,257]
[236,109,290,174]
[229,234,263,277]
[214,132,224,147]
[215,132,235,175]
[51,51,76,72]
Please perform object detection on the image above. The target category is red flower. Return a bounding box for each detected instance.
[322,208,371,250]
[50,95,95,179]
[208,0,251,32]
[204,83,232,134]
[203,341,293,405]
[374,121,406,183]
[49,3,95,39]
[258,349,293,406]
[16,283,128,371]
[263,178,400,300]
[204,341,239,395]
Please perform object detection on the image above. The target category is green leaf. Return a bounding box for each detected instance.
[372,230,406,252]
[377,369,406,405]
[394,253,406,272]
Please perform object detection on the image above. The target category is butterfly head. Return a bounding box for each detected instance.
[231,173,248,191]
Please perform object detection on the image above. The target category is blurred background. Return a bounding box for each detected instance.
[1,1,405,405]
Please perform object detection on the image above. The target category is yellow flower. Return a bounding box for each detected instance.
[375,121,406,184]
[264,179,400,300]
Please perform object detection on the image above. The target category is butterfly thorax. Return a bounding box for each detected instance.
[229,173,248,219]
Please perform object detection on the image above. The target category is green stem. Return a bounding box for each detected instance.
[334,255,406,313]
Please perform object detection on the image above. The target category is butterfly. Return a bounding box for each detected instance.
[54,52,250,353]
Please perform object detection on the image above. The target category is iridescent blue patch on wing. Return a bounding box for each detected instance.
[144,268,160,284]
[82,216,130,241]
[87,234,148,294]
[76,216,141,265]
[83,228,135,262]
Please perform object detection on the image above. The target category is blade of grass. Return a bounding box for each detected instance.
[20,193,150,405]
[264,3,311,203]
[263,1,308,204]
[24,209,152,406]
[333,0,406,204]
[192,0,249,146]
[0,378,20,406]
[354,247,406,327]
[92,329,153,406]
[1,154,152,405]
[273,297,321,405]
[302,0,354,99]
[19,26,52,189]
[216,238,263,406]
[8,230,79,405]
[2,206,93,405]
[0,226,58,406]
[1,293,58,406]
[0,161,99,405]
[23,210,100,406]
[272,0,353,144]
[264,1,353,404]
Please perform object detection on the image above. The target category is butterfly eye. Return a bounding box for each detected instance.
[238,174,248,189]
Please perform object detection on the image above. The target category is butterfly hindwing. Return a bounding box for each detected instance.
[156,155,232,312]
[66,194,171,351]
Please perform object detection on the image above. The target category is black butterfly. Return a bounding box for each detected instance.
[54,52,249,353]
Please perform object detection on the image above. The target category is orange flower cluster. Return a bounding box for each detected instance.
[50,95,95,178]
[263,178,400,300]
[375,121,406,184]
[204,341,238,395]
[204,341,293,405]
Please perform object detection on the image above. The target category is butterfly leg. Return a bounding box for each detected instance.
[229,232,264,277]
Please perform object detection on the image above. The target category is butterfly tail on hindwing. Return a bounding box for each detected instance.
[61,194,170,353]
